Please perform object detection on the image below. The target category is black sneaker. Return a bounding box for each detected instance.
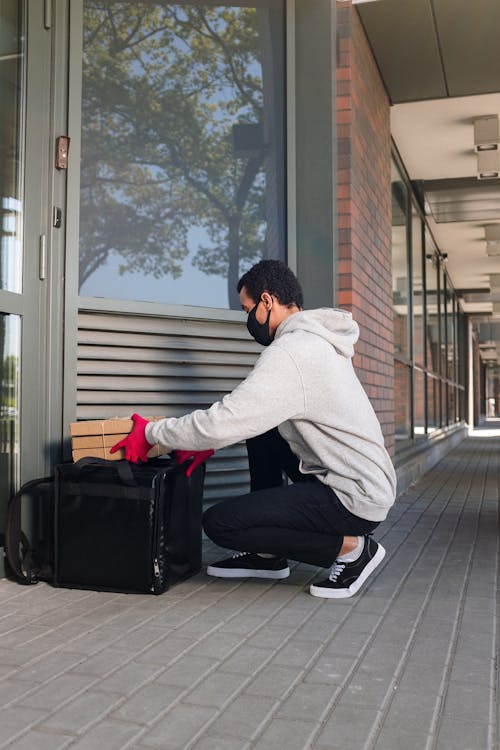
[207,552,290,579]
[309,537,386,599]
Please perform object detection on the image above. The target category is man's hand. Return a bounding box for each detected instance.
[110,413,153,463]
[174,449,214,477]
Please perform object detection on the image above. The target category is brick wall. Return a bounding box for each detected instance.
[336,1,395,455]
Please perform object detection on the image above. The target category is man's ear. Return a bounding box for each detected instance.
[261,291,273,309]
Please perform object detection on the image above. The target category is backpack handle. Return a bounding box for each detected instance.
[5,476,54,585]
[70,457,138,486]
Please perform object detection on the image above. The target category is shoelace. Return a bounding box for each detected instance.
[329,561,346,582]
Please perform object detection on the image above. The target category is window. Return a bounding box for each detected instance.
[78,1,286,310]
[392,162,411,443]
[391,156,465,452]
[0,0,24,294]
[0,314,20,541]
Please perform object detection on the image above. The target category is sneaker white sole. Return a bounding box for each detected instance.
[309,544,386,599]
[206,565,290,580]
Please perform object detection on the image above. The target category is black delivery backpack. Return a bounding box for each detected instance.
[5,456,205,595]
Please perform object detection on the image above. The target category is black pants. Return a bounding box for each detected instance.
[202,428,379,568]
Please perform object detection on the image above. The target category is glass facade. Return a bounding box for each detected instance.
[0,2,24,543]
[0,314,20,544]
[78,0,286,310]
[391,157,465,451]
[0,0,24,294]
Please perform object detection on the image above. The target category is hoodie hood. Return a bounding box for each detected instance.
[275,308,359,359]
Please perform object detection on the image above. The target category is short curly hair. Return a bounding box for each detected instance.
[237,260,303,308]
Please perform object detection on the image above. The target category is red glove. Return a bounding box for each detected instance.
[110,413,153,463]
[174,449,214,477]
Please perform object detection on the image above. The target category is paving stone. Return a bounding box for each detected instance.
[170,614,225,638]
[275,682,336,720]
[133,634,193,665]
[245,664,301,698]
[154,655,218,689]
[314,705,379,748]
[207,694,276,740]
[69,647,131,676]
[442,679,494,723]
[41,689,124,733]
[372,689,438,748]
[246,625,294,649]
[96,660,164,696]
[434,716,492,750]
[189,631,243,659]
[60,626,125,655]
[220,645,271,675]
[304,655,354,685]
[0,706,47,745]
[140,703,216,749]
[190,735,250,750]
[272,639,322,668]
[0,680,36,709]
[10,650,85,684]
[252,717,318,750]
[0,729,74,750]
[15,673,97,710]
[322,627,371,657]
[109,625,167,652]
[0,614,38,634]
[61,718,142,750]
[111,683,180,725]
[449,649,496,685]
[213,615,263,636]
[183,670,246,708]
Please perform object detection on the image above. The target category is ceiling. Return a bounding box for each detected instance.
[355,0,500,360]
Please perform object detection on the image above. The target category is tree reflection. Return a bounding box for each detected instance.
[80,2,285,309]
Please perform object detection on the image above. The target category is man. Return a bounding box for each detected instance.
[112,260,396,598]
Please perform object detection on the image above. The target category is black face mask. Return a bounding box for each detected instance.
[247,301,274,346]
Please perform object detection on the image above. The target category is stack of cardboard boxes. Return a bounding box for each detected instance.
[70,417,168,461]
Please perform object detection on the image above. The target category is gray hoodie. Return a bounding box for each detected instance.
[146,308,396,521]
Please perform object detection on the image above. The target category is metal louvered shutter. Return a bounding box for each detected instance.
[76,311,260,503]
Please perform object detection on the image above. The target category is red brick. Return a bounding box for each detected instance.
[335,3,394,454]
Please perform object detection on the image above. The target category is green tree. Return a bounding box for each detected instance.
[80,2,283,309]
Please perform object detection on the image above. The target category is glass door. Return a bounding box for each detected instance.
[0,1,56,567]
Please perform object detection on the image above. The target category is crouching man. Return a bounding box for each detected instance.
[112,260,396,598]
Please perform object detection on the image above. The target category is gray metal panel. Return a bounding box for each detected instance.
[424,178,500,223]
[357,0,447,103]
[433,0,500,97]
[76,310,261,502]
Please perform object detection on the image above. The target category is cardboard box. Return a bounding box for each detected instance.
[70,416,169,461]
[70,417,165,437]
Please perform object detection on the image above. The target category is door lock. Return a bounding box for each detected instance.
[53,206,62,228]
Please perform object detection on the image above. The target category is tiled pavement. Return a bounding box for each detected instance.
[0,425,498,750]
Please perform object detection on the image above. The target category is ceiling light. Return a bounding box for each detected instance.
[473,115,499,152]
[486,225,500,256]
[485,224,500,242]
[490,273,500,292]
[477,150,500,179]
[490,276,500,292]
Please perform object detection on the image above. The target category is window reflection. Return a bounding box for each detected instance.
[425,243,439,376]
[392,166,409,360]
[391,165,465,450]
[0,314,20,542]
[0,0,24,294]
[79,1,286,309]
[414,368,425,437]
[412,206,424,368]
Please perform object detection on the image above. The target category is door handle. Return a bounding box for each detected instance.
[39,234,47,281]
